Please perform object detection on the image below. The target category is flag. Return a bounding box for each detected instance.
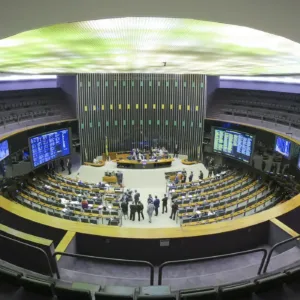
[105,136,109,159]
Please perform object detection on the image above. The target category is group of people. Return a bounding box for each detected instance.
[174,170,204,184]
[130,146,169,161]
[120,190,179,223]
[60,158,72,175]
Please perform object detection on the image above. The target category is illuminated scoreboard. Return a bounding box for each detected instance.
[213,128,254,163]
[29,129,71,168]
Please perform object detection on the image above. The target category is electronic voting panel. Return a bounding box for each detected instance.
[213,128,254,163]
[30,129,71,168]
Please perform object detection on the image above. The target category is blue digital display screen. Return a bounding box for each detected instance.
[0,140,9,161]
[275,136,291,158]
[213,128,254,163]
[297,153,300,170]
[30,129,71,168]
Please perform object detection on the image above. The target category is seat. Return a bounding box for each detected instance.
[20,276,54,296]
[90,219,98,224]
[0,266,22,286]
[284,265,300,284]
[137,296,176,299]
[95,285,136,299]
[179,287,218,299]
[54,285,92,300]
[219,281,255,299]
[81,218,89,223]
[254,272,287,293]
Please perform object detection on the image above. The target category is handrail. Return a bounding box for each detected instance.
[53,252,155,285]
[0,233,54,277]
[262,234,300,273]
[158,248,268,285]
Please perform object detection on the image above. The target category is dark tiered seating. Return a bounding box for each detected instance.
[0,88,75,135]
[207,88,300,138]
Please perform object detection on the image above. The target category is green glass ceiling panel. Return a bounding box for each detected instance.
[0,17,299,74]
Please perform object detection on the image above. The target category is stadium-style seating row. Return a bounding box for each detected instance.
[207,88,300,137]
[12,174,123,225]
[0,88,75,135]
[2,259,300,299]
[7,169,279,228]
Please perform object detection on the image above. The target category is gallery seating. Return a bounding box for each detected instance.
[207,88,300,138]
[0,88,75,135]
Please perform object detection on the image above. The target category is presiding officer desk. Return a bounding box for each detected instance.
[117,158,174,169]
[1,119,300,264]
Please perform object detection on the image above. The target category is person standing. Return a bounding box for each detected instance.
[153,196,160,216]
[170,201,178,220]
[121,201,128,220]
[134,190,140,205]
[174,144,179,158]
[181,174,186,183]
[189,171,193,182]
[60,159,65,172]
[129,202,136,221]
[162,194,168,214]
[67,158,72,175]
[137,200,144,221]
[147,194,153,204]
[147,202,155,223]
[199,170,204,180]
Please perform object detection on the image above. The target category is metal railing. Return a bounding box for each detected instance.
[53,252,155,285]
[0,233,54,277]
[262,234,300,273]
[158,248,268,285]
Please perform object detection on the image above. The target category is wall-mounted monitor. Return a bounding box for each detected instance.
[29,128,71,168]
[274,136,291,158]
[0,140,9,161]
[213,128,254,164]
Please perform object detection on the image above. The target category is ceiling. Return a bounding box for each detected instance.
[1,0,300,75]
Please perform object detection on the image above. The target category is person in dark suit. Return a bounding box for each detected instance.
[189,172,193,182]
[60,159,65,171]
[134,190,140,205]
[130,203,137,221]
[208,167,213,177]
[199,171,204,180]
[174,144,179,158]
[153,196,160,216]
[162,194,168,213]
[67,159,72,175]
[137,200,144,221]
[170,201,178,220]
[121,201,128,219]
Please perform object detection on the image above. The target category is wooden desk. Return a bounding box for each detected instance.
[117,158,174,169]
[103,176,117,184]
[84,161,105,167]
